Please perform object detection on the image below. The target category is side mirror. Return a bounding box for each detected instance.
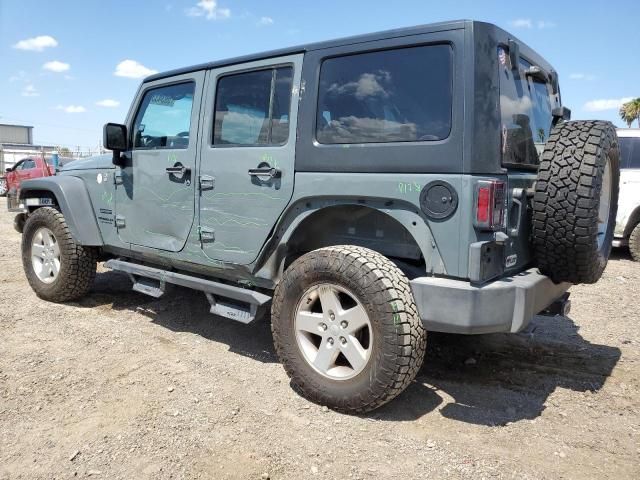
[508,39,520,72]
[549,70,559,95]
[103,123,128,166]
[5,167,11,173]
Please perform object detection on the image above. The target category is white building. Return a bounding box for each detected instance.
[0,124,55,171]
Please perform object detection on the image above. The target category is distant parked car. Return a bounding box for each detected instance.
[614,129,640,260]
[4,155,74,206]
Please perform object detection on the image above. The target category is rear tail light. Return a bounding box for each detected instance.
[474,180,506,231]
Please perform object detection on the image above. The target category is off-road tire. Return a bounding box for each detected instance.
[629,223,640,262]
[22,207,97,302]
[533,121,619,284]
[271,245,427,413]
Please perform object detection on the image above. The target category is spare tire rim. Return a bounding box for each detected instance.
[294,283,373,380]
[597,159,612,250]
[31,227,61,283]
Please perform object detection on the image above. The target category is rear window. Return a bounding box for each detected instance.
[316,44,453,144]
[498,47,560,167]
[619,136,640,169]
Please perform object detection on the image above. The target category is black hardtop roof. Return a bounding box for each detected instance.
[145,19,475,83]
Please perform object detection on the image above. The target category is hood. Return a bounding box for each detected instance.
[60,153,114,171]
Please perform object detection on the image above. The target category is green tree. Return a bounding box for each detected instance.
[619,98,640,128]
[58,147,73,158]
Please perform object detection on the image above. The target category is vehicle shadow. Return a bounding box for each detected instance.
[374,318,621,425]
[81,270,621,426]
[610,247,633,261]
[82,270,278,364]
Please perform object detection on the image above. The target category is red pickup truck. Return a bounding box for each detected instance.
[1,156,75,198]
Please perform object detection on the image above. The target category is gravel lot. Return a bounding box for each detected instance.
[0,198,638,479]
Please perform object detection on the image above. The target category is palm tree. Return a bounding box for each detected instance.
[619,98,640,128]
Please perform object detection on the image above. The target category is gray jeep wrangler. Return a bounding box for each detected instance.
[14,21,619,413]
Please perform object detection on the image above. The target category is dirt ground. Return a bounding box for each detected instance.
[0,199,638,480]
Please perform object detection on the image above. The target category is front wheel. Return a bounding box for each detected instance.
[21,207,97,302]
[271,246,427,413]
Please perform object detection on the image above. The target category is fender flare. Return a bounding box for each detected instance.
[253,199,446,283]
[20,176,104,246]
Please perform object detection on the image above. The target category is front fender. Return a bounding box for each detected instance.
[20,176,104,246]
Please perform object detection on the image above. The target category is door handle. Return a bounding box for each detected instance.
[248,167,281,179]
[166,164,191,176]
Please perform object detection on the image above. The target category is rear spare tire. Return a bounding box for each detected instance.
[533,121,619,284]
[271,246,427,413]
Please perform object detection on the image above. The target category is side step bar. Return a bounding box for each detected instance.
[104,259,271,324]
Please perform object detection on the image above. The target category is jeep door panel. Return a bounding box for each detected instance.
[197,54,303,265]
[116,71,205,252]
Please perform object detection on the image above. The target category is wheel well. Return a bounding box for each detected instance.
[20,189,59,212]
[284,205,425,271]
[624,206,640,238]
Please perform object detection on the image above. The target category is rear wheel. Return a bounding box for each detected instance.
[533,121,619,284]
[629,223,640,262]
[21,207,97,302]
[271,246,427,413]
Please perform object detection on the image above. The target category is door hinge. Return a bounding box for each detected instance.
[115,215,126,228]
[198,226,215,242]
[114,170,123,185]
[199,175,215,191]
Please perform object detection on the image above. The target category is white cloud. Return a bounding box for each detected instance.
[96,99,120,108]
[569,73,596,81]
[510,19,533,29]
[258,16,274,26]
[21,85,39,97]
[9,70,28,82]
[42,60,70,73]
[583,97,634,112]
[56,104,86,113]
[510,19,556,30]
[114,59,158,79]
[537,21,556,29]
[13,35,58,51]
[186,0,230,20]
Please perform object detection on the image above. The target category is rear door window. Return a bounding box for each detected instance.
[213,66,293,146]
[498,47,559,166]
[316,44,453,144]
[619,136,640,169]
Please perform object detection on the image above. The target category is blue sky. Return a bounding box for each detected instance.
[1,0,638,150]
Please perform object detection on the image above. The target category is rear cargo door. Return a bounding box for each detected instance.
[497,46,560,272]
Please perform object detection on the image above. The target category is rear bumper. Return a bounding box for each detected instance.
[410,268,571,334]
